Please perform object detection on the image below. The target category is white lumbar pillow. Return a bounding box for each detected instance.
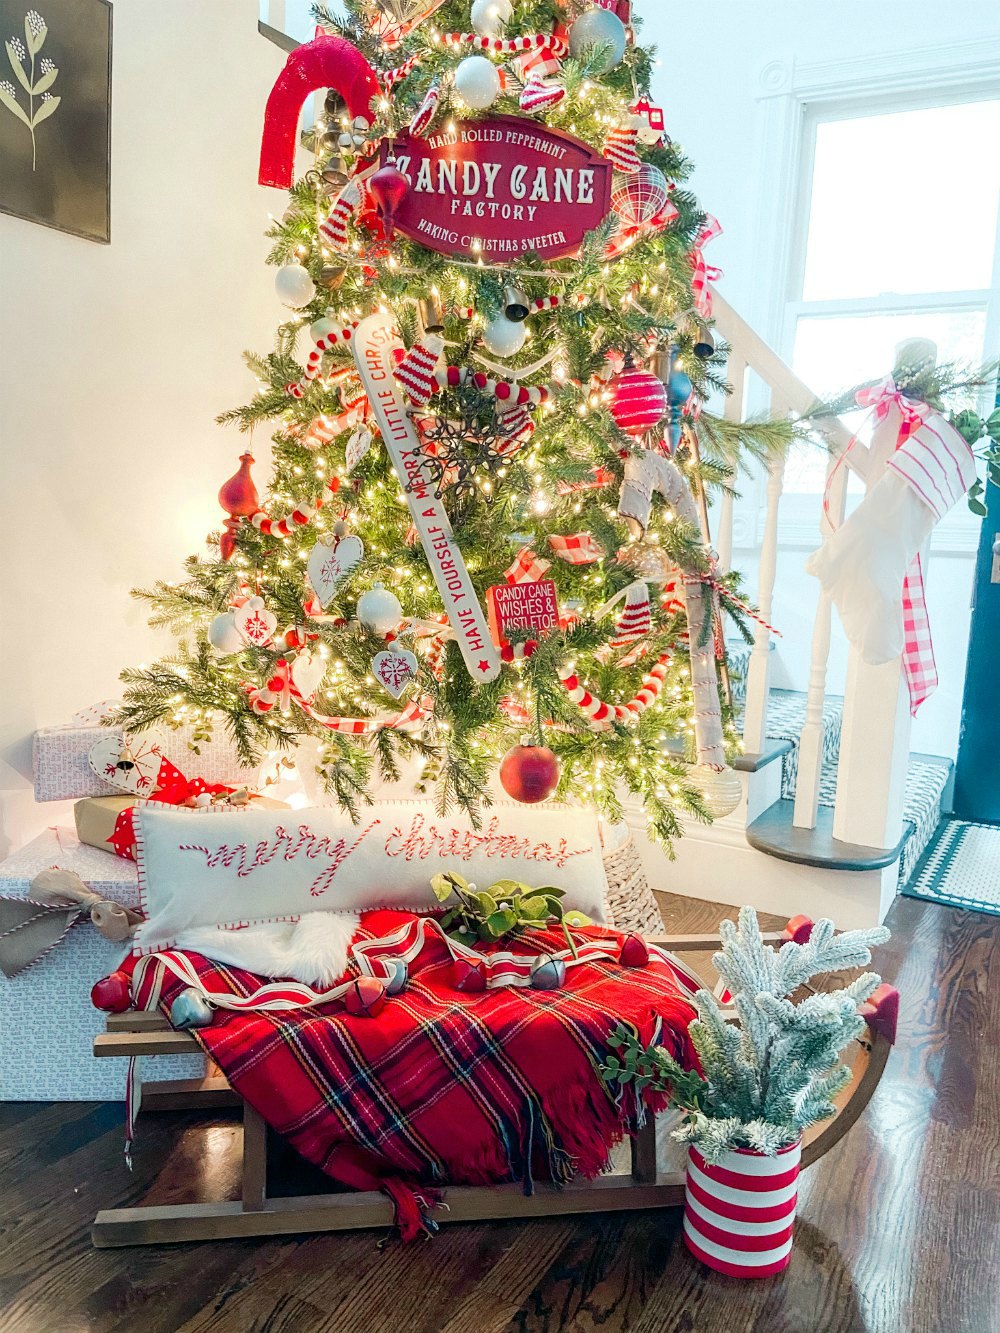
[132,801,610,964]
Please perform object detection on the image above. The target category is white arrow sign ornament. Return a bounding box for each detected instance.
[352,314,501,683]
[307,535,364,608]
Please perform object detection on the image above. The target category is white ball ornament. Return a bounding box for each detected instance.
[207,611,244,655]
[470,0,512,38]
[357,582,403,637]
[569,7,628,73]
[482,314,528,358]
[274,263,316,308]
[695,765,743,820]
[454,55,502,110]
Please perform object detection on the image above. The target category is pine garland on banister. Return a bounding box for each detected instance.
[115,1,798,843]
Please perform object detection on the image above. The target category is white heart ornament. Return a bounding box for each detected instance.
[307,536,364,608]
[88,733,164,795]
[372,648,418,699]
[290,651,326,702]
[346,425,373,472]
[233,597,278,648]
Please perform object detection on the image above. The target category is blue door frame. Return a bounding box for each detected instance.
[953,478,1000,824]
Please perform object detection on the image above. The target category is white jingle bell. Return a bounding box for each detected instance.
[169,987,215,1030]
[274,262,316,308]
[569,7,628,73]
[454,55,502,110]
[530,954,567,990]
[470,0,513,38]
[482,314,528,358]
[207,611,244,655]
[695,765,743,819]
[357,582,403,637]
[383,959,409,995]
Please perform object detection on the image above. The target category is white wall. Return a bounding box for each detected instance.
[643,0,998,760]
[0,0,286,855]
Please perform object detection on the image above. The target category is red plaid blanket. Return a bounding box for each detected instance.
[127,910,697,1237]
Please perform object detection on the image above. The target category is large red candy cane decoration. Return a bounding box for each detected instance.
[259,33,383,189]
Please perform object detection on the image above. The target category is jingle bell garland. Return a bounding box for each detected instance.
[117,0,798,845]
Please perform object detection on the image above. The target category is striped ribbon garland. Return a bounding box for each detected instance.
[683,1141,800,1278]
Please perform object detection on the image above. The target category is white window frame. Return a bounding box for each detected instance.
[740,37,1000,555]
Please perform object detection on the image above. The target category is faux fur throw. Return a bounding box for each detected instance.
[168,911,361,987]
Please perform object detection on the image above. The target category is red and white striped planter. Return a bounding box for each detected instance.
[683,1138,801,1278]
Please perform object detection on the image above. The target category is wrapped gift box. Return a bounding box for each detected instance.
[73,793,291,856]
[33,719,261,802]
[0,829,204,1099]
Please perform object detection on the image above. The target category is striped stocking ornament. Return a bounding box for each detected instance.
[395,336,445,405]
[611,581,652,645]
[319,178,362,251]
[604,124,641,173]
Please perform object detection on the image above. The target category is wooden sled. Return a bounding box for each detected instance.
[90,928,897,1247]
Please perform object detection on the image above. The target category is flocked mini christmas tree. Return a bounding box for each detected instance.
[116,0,792,844]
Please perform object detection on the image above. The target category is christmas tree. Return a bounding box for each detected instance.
[116,0,790,845]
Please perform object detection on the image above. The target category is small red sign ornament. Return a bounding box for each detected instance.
[487,578,561,647]
[384,116,613,262]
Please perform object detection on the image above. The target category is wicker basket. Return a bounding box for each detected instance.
[602,825,663,936]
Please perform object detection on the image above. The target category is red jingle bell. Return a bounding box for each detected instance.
[343,975,388,1017]
[369,161,409,239]
[619,933,650,968]
[499,740,561,804]
[90,970,132,1013]
[451,957,488,992]
[218,451,259,561]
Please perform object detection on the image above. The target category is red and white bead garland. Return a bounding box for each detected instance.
[285,319,358,398]
[249,475,342,539]
[557,654,671,730]
[441,32,569,57]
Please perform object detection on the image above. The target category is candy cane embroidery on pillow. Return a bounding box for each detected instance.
[383,812,593,869]
[180,819,382,897]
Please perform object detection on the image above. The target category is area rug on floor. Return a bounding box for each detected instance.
[902,819,1000,917]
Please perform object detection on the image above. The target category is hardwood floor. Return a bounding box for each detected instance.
[1,893,997,1333]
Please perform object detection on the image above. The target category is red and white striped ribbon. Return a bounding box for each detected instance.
[683,1141,800,1278]
[301,402,368,448]
[286,319,358,398]
[504,546,552,584]
[249,476,341,539]
[548,533,604,565]
[689,215,724,318]
[555,466,614,496]
[384,53,422,92]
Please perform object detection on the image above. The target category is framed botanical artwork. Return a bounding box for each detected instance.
[0,0,112,243]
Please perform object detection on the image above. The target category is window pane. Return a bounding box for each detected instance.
[802,101,1000,301]
[783,308,988,493]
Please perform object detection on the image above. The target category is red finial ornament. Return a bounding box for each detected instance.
[218,452,259,561]
[369,161,410,239]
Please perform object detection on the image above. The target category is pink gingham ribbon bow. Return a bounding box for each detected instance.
[855,377,930,442]
[689,216,723,318]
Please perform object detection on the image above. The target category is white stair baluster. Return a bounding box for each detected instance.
[792,439,850,829]
[716,352,747,574]
[742,392,787,755]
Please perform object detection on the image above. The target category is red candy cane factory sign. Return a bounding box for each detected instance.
[385,116,612,262]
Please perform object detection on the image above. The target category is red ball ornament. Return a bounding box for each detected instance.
[499,741,561,804]
[369,161,409,239]
[343,975,388,1017]
[218,451,259,561]
[610,367,669,437]
[90,970,132,1013]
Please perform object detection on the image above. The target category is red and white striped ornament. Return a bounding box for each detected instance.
[520,76,566,113]
[395,335,444,405]
[683,1141,800,1278]
[319,178,363,252]
[604,124,641,174]
[611,581,652,645]
[300,402,368,448]
[409,80,441,137]
[610,367,669,437]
